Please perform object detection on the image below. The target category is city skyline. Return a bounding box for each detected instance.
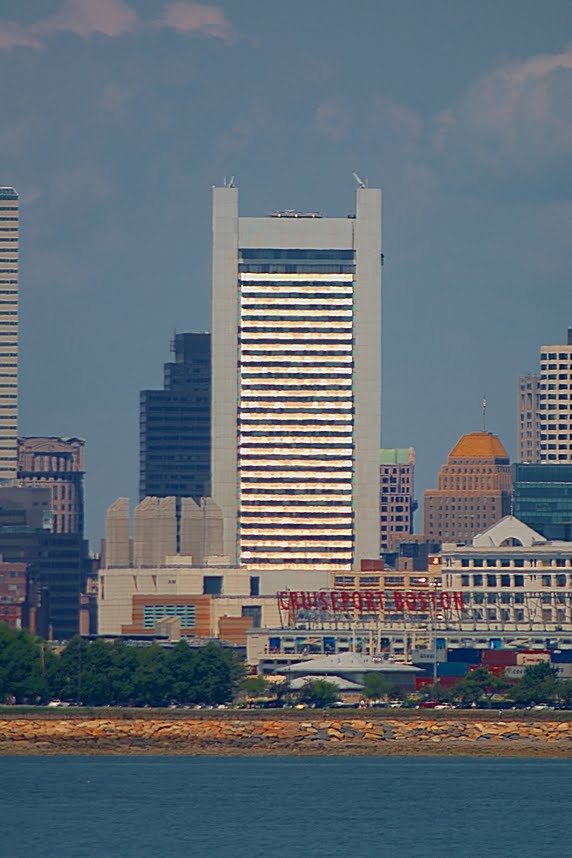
[0,1,571,543]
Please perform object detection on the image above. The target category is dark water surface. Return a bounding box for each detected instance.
[0,755,570,857]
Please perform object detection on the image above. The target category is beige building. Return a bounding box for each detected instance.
[103,495,225,569]
[17,436,85,534]
[98,560,330,640]
[211,183,382,571]
[424,432,512,543]
[518,374,541,463]
[380,447,416,552]
[0,188,19,481]
[441,516,572,636]
[539,330,572,462]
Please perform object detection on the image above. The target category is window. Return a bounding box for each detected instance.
[249,576,260,597]
[486,574,497,587]
[242,605,262,628]
[203,576,223,595]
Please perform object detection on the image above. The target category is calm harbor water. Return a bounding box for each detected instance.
[1,755,570,857]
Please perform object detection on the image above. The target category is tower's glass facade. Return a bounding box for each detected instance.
[139,332,211,500]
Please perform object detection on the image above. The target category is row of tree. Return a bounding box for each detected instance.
[0,626,244,706]
[1,624,572,709]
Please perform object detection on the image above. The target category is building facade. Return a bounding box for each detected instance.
[139,332,210,501]
[539,329,572,463]
[513,463,572,541]
[17,436,85,534]
[0,187,19,481]
[518,374,541,463]
[380,448,416,553]
[0,486,83,639]
[211,184,382,570]
[441,516,572,637]
[424,432,512,543]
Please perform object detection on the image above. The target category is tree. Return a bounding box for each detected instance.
[298,679,339,708]
[130,643,168,707]
[452,667,511,707]
[0,625,50,704]
[241,675,270,698]
[512,662,559,705]
[362,672,391,701]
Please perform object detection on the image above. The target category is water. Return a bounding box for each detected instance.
[0,756,570,857]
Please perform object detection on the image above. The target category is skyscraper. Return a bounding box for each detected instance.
[0,188,18,481]
[517,374,541,463]
[211,184,382,570]
[539,329,572,462]
[139,332,211,500]
[424,432,512,543]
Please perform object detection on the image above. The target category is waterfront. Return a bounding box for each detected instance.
[1,756,570,857]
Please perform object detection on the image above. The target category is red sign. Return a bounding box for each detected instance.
[278,589,464,614]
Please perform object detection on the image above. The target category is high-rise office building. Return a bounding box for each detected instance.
[0,187,19,481]
[539,329,572,462]
[139,332,211,500]
[380,448,416,553]
[513,463,572,541]
[211,184,382,570]
[517,374,541,463]
[424,432,512,543]
[17,436,85,534]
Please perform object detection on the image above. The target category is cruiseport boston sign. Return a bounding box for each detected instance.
[278,589,465,615]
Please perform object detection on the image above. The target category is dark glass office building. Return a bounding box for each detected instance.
[139,332,211,500]
[513,463,572,540]
[0,487,85,640]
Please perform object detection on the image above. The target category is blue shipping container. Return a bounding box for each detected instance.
[437,662,471,678]
[447,648,481,664]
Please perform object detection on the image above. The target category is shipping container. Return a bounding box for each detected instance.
[516,651,550,666]
[438,662,471,677]
[481,650,517,666]
[447,648,482,664]
[551,650,572,664]
[505,666,527,679]
[471,663,505,677]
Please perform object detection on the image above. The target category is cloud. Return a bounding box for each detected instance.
[154,2,234,42]
[314,100,350,142]
[0,21,42,50]
[434,43,572,171]
[32,0,138,39]
[0,0,235,49]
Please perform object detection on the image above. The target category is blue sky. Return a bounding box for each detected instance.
[1,0,571,546]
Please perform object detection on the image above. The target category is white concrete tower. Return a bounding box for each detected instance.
[0,188,18,481]
[211,184,381,571]
[539,329,572,462]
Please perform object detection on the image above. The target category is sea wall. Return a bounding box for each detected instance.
[1,715,571,756]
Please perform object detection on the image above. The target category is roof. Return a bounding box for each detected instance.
[380,448,415,465]
[286,651,421,675]
[449,432,509,461]
[289,674,364,691]
[472,515,546,548]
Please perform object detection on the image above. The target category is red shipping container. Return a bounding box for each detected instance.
[470,664,505,677]
[481,650,517,666]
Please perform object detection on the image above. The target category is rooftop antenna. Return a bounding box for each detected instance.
[352,171,367,189]
[482,394,487,432]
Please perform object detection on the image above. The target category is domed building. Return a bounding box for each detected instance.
[424,432,512,543]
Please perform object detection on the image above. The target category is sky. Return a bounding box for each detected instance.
[0,0,571,547]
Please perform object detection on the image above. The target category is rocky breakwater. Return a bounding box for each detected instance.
[1,714,572,756]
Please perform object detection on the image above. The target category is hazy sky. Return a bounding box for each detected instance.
[1,0,571,546]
